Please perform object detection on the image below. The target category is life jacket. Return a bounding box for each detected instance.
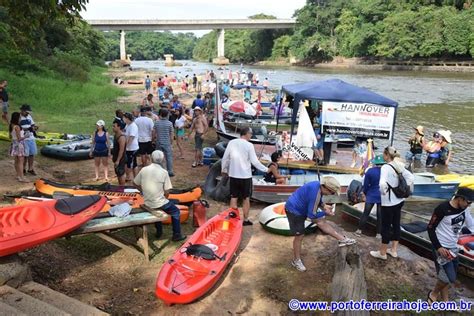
[409,135,423,153]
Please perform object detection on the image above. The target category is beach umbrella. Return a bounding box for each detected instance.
[228,100,250,113]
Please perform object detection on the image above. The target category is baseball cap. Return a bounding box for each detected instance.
[96,119,105,127]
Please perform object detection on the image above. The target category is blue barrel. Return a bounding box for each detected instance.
[202,147,217,165]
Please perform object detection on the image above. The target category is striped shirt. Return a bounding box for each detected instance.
[154,118,173,146]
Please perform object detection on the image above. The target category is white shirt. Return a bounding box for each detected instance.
[134,163,172,209]
[221,138,268,179]
[379,160,415,206]
[134,116,154,142]
[125,122,139,151]
[208,82,216,93]
[175,116,186,129]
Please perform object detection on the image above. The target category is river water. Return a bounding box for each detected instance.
[132,60,474,174]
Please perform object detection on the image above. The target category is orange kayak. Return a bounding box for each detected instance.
[0,195,106,257]
[34,178,202,205]
[13,196,190,224]
[155,208,242,305]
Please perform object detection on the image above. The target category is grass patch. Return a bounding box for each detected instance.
[0,67,128,133]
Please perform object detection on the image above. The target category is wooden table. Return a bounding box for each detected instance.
[70,211,169,262]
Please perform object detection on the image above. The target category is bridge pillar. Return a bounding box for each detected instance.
[120,30,127,61]
[213,28,229,65]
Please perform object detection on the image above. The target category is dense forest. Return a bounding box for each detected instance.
[103,31,197,61]
[0,0,106,81]
[192,0,474,63]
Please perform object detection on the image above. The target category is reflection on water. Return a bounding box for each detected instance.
[132,60,474,174]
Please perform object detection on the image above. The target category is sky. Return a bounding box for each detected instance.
[82,0,305,35]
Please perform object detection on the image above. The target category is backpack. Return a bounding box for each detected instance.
[347,180,364,204]
[386,164,412,199]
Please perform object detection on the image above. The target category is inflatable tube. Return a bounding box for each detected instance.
[259,202,317,236]
[41,139,93,160]
[214,142,227,158]
[204,160,221,200]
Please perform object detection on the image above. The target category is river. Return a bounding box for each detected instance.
[131,60,474,174]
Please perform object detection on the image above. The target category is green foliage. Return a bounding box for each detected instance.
[271,35,292,59]
[0,67,126,133]
[290,0,474,61]
[193,13,291,63]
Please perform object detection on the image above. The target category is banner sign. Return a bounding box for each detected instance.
[321,102,395,139]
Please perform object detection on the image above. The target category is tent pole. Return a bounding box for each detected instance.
[390,107,397,146]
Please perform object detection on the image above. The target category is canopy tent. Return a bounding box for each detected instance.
[280,79,399,143]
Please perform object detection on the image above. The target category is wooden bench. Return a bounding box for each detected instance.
[70,209,169,262]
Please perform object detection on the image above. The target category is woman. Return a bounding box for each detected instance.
[90,120,110,181]
[370,147,414,260]
[438,130,453,166]
[174,108,186,159]
[405,125,425,162]
[9,112,29,182]
[424,132,443,168]
[355,155,384,238]
[264,152,290,184]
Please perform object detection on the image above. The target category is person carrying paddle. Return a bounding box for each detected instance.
[134,150,186,242]
[285,177,356,272]
[426,188,474,304]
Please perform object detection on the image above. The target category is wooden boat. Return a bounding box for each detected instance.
[252,172,459,204]
[34,178,202,205]
[340,202,474,278]
[0,195,106,257]
[155,208,243,305]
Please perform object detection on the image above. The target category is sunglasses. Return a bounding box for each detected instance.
[433,133,440,138]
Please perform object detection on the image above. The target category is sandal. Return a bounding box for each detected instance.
[191,162,197,168]
[427,291,435,305]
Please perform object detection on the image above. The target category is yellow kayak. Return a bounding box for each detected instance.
[436,174,474,190]
[0,131,89,146]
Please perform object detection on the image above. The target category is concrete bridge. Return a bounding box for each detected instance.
[87,19,296,64]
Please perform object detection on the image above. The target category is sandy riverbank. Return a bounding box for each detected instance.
[0,66,472,314]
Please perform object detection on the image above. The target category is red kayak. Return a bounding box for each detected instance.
[458,235,474,259]
[0,195,106,257]
[156,208,242,305]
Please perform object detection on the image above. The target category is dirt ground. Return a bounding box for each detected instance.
[1,67,473,315]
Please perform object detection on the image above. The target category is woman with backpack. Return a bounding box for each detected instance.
[370,146,414,260]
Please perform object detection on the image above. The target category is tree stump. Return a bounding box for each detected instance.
[331,244,369,316]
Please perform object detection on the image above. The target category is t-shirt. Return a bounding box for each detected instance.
[428,201,474,250]
[285,181,322,220]
[134,163,172,209]
[363,166,381,204]
[145,78,151,86]
[221,138,268,179]
[209,82,216,93]
[154,118,173,146]
[0,88,8,102]
[157,81,165,87]
[192,98,206,109]
[19,114,35,140]
[134,116,154,143]
[175,116,186,129]
[222,84,230,95]
[125,122,139,151]
[379,161,414,206]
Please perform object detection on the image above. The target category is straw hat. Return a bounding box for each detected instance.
[438,130,452,143]
[321,176,341,195]
[414,126,424,136]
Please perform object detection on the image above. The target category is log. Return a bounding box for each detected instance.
[331,244,369,316]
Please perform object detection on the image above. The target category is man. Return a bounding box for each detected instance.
[123,112,139,181]
[153,108,174,176]
[189,107,208,168]
[192,74,197,91]
[192,94,206,110]
[208,80,217,95]
[135,107,154,167]
[144,75,151,94]
[157,77,165,88]
[286,178,357,272]
[221,127,268,226]
[113,109,126,130]
[111,121,127,185]
[0,80,9,124]
[19,104,38,175]
[427,188,474,303]
[134,150,186,241]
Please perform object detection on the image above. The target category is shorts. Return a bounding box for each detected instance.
[138,141,154,155]
[285,209,307,236]
[229,177,252,199]
[114,159,126,177]
[195,133,204,150]
[405,151,422,161]
[24,139,37,156]
[176,128,185,137]
[93,148,109,157]
[432,249,459,284]
[2,101,8,114]
[315,136,324,150]
[126,150,138,168]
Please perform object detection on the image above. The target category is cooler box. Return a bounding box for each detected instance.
[202,147,217,166]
